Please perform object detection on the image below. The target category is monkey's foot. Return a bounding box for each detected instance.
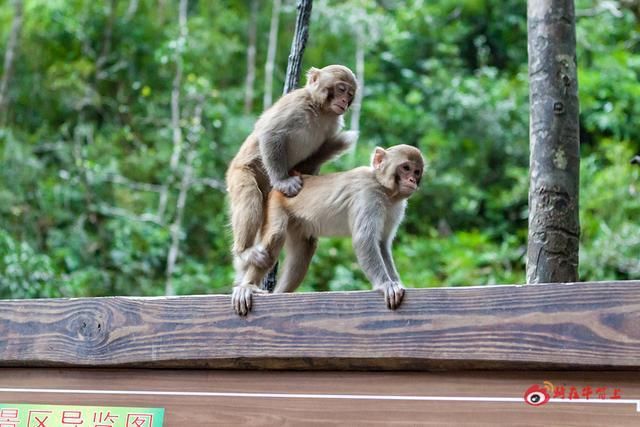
[377,281,405,310]
[231,284,267,316]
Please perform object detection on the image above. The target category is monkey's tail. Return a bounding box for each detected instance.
[261,262,278,292]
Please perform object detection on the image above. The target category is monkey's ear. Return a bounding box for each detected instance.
[371,147,386,169]
[306,67,321,86]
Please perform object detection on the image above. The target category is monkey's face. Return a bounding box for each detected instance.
[327,81,356,115]
[396,160,423,197]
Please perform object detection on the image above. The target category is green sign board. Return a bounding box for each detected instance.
[0,403,164,427]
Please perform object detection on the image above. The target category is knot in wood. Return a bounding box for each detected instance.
[71,312,106,342]
[553,101,564,114]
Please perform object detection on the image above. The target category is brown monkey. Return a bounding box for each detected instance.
[226,65,358,283]
[232,144,425,315]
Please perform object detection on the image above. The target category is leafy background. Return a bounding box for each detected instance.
[0,0,638,299]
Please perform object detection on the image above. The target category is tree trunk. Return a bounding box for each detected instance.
[526,0,580,284]
[0,0,24,125]
[282,0,313,93]
[244,0,259,114]
[263,0,282,109]
[158,0,188,222]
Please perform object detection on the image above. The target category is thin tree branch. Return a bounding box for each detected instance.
[349,28,365,133]
[158,0,189,222]
[0,0,24,125]
[263,0,282,108]
[102,174,164,193]
[164,148,196,296]
[95,0,117,75]
[94,204,163,226]
[193,177,226,191]
[124,0,140,21]
[244,0,259,114]
[164,97,204,296]
[283,0,313,93]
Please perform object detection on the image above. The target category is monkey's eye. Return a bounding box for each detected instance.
[336,84,347,93]
[414,170,421,176]
[402,165,411,172]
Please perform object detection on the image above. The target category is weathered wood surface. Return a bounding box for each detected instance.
[1,281,640,369]
[1,369,639,426]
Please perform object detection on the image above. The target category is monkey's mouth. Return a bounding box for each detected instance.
[401,182,417,192]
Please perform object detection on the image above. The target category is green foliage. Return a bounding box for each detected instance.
[0,0,638,299]
[580,140,640,279]
[0,229,59,299]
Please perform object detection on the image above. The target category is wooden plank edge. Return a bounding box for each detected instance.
[1,281,640,371]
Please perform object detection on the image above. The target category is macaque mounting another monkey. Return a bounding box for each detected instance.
[226,64,358,285]
[232,144,425,316]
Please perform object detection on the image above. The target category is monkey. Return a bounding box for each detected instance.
[226,64,358,286]
[232,144,425,316]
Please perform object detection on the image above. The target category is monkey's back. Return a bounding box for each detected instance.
[227,87,342,182]
[280,167,380,237]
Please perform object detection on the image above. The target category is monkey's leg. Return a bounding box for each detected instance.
[252,191,290,267]
[233,239,282,316]
[232,193,289,315]
[232,254,281,316]
[273,232,317,293]
[227,169,264,283]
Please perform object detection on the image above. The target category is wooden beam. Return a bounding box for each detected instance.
[1,281,639,370]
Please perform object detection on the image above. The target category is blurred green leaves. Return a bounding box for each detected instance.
[0,0,638,299]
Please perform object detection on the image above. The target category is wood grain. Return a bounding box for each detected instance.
[1,281,640,369]
[1,369,639,426]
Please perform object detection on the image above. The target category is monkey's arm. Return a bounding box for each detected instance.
[380,241,401,283]
[294,130,358,175]
[352,204,404,309]
[258,133,302,197]
[379,202,406,283]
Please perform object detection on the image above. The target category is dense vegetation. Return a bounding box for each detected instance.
[0,0,638,299]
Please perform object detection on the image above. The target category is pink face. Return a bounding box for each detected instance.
[329,81,356,115]
[396,160,423,195]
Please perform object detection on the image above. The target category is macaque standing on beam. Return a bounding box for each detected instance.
[226,65,359,288]
[233,144,425,316]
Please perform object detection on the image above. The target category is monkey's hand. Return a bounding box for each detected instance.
[232,284,267,316]
[272,175,303,197]
[376,281,405,310]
